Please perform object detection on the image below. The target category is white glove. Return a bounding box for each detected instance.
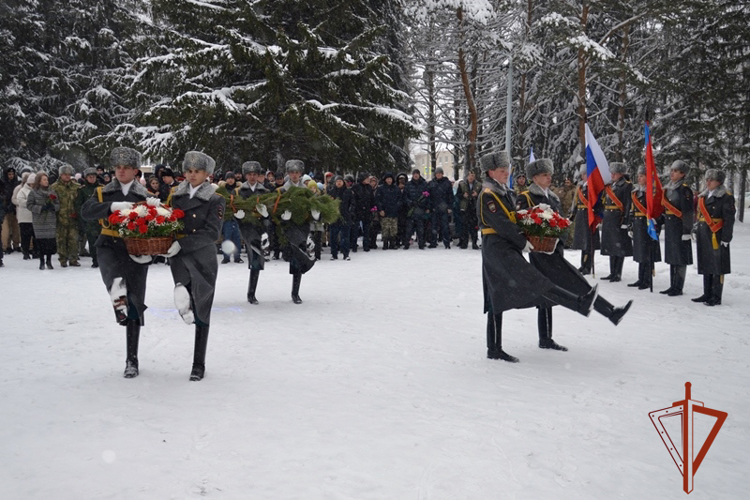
[146,197,161,207]
[311,209,320,221]
[721,241,729,247]
[523,241,534,253]
[681,234,692,241]
[628,230,633,239]
[110,202,132,212]
[256,204,269,218]
[620,224,628,230]
[281,210,292,221]
[165,241,181,258]
[234,209,246,220]
[129,254,153,264]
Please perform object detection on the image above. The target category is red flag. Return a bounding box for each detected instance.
[645,122,663,220]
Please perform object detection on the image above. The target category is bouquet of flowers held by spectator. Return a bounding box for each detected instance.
[107,198,185,254]
[515,203,571,252]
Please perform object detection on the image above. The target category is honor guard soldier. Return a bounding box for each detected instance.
[570,165,601,275]
[600,162,633,282]
[478,151,599,363]
[517,159,632,352]
[692,169,735,306]
[660,160,694,296]
[81,147,153,378]
[234,161,270,304]
[627,166,661,290]
[163,151,226,381]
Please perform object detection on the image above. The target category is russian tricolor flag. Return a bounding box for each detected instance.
[584,124,611,229]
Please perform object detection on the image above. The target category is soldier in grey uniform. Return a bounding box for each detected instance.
[660,160,694,296]
[478,151,599,363]
[81,147,153,379]
[627,165,661,290]
[234,161,270,304]
[570,165,601,275]
[691,169,735,306]
[164,151,226,381]
[599,162,633,282]
[517,159,633,352]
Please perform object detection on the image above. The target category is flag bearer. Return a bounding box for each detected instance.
[627,166,662,290]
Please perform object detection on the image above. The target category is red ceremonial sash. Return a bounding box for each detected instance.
[631,192,647,216]
[577,187,588,206]
[662,194,683,218]
[605,185,624,211]
[697,196,724,250]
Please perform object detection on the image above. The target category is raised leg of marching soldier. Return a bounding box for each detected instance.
[486,310,518,363]
[537,307,567,351]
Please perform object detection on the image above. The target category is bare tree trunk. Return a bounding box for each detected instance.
[577,3,590,151]
[457,7,478,171]
[616,24,630,162]
[425,62,437,177]
[518,0,534,157]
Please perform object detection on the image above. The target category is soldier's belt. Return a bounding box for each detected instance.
[576,204,587,209]
[605,205,623,210]
[100,228,121,238]
[665,210,680,216]
[633,212,646,217]
[481,228,497,235]
[697,216,722,223]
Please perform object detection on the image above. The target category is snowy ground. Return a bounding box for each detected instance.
[1,225,749,499]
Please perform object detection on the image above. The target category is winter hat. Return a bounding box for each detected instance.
[286,159,304,173]
[357,172,369,183]
[21,171,30,184]
[242,161,262,175]
[59,164,75,176]
[26,173,37,186]
[525,158,553,179]
[480,151,510,173]
[275,169,285,180]
[110,146,141,168]
[161,167,175,178]
[637,165,647,176]
[434,167,444,175]
[302,174,312,184]
[670,160,689,175]
[182,151,216,175]
[74,173,82,180]
[224,171,235,181]
[396,173,408,183]
[704,169,725,184]
[412,168,421,175]
[344,174,355,184]
[332,175,344,184]
[382,171,394,182]
[609,162,627,175]
[579,164,588,177]
[307,179,318,190]
[84,167,97,177]
[324,171,334,179]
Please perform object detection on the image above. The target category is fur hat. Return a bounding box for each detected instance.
[704,169,725,184]
[670,160,689,175]
[525,158,553,179]
[609,162,627,175]
[224,171,235,181]
[480,151,510,173]
[110,147,141,168]
[84,167,97,177]
[242,161,262,175]
[286,159,304,173]
[59,164,75,176]
[637,165,646,176]
[434,167,444,175]
[579,164,588,177]
[182,151,216,175]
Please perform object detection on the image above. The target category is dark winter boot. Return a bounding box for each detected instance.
[123,320,140,378]
[486,313,518,362]
[543,284,599,317]
[537,307,568,351]
[247,270,260,304]
[291,272,302,304]
[578,251,592,275]
[593,296,633,326]
[382,238,389,250]
[600,257,616,280]
[660,266,676,294]
[692,275,712,303]
[668,266,686,296]
[39,255,45,270]
[190,324,209,381]
[628,264,645,288]
[46,255,53,269]
[705,274,723,306]
[639,264,653,290]
[610,256,624,282]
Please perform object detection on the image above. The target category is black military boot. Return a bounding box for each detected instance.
[537,307,567,351]
[593,296,633,326]
[486,313,519,362]
[46,255,53,269]
[601,257,616,280]
[39,255,45,270]
[639,264,652,290]
[610,256,624,282]
[190,324,209,381]
[628,264,644,287]
[668,266,686,296]
[247,270,260,305]
[705,274,723,306]
[692,275,712,303]
[124,320,140,378]
[660,266,675,294]
[543,284,599,317]
[578,251,591,275]
[291,272,302,304]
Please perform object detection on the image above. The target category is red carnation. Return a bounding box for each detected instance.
[138,224,148,234]
[108,213,121,225]
[49,194,57,200]
[171,209,185,219]
[145,213,155,221]
[127,221,136,231]
[549,218,558,227]
[156,216,166,224]
[128,212,138,220]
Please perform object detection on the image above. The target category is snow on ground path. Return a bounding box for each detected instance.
[1,225,749,499]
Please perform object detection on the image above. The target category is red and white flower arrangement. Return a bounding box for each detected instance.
[516,204,571,238]
[108,201,185,238]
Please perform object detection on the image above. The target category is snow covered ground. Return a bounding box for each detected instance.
[2,224,749,499]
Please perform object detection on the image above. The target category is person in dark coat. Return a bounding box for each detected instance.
[163,151,226,381]
[2,167,21,254]
[456,170,482,249]
[81,147,152,378]
[279,159,316,303]
[404,169,430,250]
[517,159,633,352]
[660,160,694,296]
[26,172,61,269]
[599,162,633,282]
[328,175,353,260]
[428,167,454,248]
[691,169,735,306]
[158,167,178,202]
[351,172,374,252]
[77,168,103,267]
[478,151,599,363]
[220,171,243,264]
[375,172,402,250]
[395,173,409,248]
[627,166,661,290]
[234,161,270,304]
[571,165,601,274]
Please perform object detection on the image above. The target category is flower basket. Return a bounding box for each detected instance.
[526,235,558,253]
[124,237,174,256]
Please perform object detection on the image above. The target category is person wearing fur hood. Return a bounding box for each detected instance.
[691,169,735,306]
